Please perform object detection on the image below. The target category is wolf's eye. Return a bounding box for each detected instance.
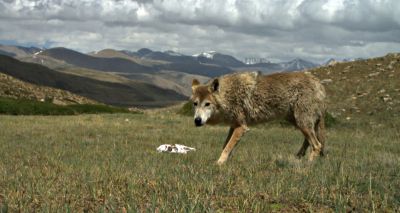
[205,102,211,107]
[193,102,198,106]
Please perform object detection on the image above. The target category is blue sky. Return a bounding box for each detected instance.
[1,0,400,63]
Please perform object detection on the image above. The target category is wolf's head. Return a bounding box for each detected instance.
[190,78,220,127]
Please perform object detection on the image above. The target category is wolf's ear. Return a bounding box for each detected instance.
[192,79,200,91]
[209,78,219,92]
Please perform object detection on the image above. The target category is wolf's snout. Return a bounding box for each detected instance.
[194,117,203,126]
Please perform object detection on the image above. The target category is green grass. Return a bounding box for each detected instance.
[0,97,134,115]
[0,109,399,212]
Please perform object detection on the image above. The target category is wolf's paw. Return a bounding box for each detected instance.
[216,159,226,166]
[308,150,321,161]
[296,152,306,159]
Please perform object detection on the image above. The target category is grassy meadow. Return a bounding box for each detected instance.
[0,107,399,212]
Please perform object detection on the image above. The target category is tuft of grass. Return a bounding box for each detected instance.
[177,100,193,116]
[324,112,338,128]
[0,97,136,115]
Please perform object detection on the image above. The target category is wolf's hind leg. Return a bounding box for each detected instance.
[315,117,326,157]
[293,103,323,161]
[296,139,309,158]
[217,125,248,165]
[298,127,322,161]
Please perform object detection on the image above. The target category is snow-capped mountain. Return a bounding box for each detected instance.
[192,51,217,59]
[163,50,184,57]
[193,51,245,68]
[323,58,337,66]
[322,57,365,66]
[281,58,318,71]
[244,58,271,65]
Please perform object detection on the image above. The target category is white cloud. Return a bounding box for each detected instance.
[1,0,400,62]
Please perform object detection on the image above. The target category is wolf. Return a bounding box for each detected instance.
[191,71,326,165]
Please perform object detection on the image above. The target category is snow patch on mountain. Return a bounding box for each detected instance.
[164,50,184,57]
[34,50,43,56]
[193,51,217,59]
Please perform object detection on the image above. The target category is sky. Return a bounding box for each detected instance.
[1,0,400,63]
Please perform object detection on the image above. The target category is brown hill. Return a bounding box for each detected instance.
[0,72,96,105]
[309,53,400,121]
[0,44,41,58]
[0,55,186,108]
[120,70,210,97]
[20,52,204,97]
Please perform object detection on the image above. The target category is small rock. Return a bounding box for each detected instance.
[328,61,338,66]
[321,79,333,84]
[351,107,360,113]
[52,98,67,105]
[382,96,392,102]
[368,72,380,77]
[357,92,368,97]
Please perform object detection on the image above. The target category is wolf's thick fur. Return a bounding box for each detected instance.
[191,71,326,165]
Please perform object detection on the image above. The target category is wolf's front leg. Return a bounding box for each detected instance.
[217,124,248,165]
[222,127,235,149]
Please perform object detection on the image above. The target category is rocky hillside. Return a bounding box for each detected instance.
[310,53,400,120]
[0,73,96,105]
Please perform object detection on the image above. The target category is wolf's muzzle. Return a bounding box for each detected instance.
[194,117,203,126]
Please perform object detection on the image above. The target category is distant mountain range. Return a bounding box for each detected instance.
[0,44,321,75]
[42,47,157,74]
[0,44,323,107]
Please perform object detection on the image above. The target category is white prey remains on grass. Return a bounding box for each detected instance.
[156,144,196,154]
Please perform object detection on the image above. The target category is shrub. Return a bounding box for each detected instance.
[177,100,193,116]
[0,97,135,115]
[324,111,338,128]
